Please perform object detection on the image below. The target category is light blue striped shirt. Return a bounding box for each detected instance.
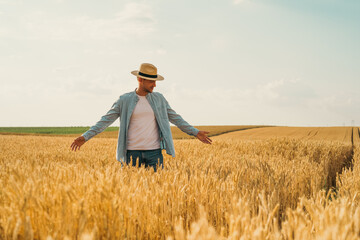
[82,90,199,163]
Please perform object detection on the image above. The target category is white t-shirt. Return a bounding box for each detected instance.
[127,95,160,150]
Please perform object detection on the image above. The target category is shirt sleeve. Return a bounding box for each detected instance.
[82,99,121,141]
[165,97,199,137]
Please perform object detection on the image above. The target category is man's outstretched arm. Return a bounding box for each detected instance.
[165,99,212,144]
[70,99,121,151]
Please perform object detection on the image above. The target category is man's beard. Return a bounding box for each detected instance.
[145,87,153,93]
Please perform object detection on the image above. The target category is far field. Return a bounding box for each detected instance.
[215,126,360,145]
[0,125,268,139]
[1,126,358,143]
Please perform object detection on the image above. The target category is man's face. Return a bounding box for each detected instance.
[141,78,157,93]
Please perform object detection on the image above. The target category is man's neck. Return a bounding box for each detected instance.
[136,88,148,96]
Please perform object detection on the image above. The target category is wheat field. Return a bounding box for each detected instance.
[1,127,360,239]
[215,126,355,142]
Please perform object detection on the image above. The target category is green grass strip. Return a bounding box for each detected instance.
[0,127,119,135]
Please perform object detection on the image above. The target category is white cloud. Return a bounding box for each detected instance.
[0,25,8,35]
[156,49,167,55]
[0,0,22,5]
[164,78,316,113]
[0,67,130,103]
[233,0,247,5]
[254,79,284,100]
[161,78,359,126]
[174,33,185,38]
[211,36,230,51]
[12,2,156,41]
[147,49,167,55]
[312,91,359,111]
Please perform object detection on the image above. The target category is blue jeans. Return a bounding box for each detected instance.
[126,149,163,172]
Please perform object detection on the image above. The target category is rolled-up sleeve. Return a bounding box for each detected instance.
[82,100,121,141]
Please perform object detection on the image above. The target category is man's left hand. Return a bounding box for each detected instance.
[196,131,212,144]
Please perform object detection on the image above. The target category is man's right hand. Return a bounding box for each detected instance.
[71,136,86,151]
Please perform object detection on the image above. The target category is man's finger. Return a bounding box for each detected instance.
[202,137,211,144]
[71,142,78,151]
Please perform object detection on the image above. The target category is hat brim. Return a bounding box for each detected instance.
[131,71,164,81]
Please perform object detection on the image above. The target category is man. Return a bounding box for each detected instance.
[71,63,212,171]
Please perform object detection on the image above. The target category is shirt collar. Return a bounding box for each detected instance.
[134,88,152,99]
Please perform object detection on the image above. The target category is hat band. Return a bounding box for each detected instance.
[139,71,158,78]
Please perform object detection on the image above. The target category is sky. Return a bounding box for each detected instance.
[0,0,359,127]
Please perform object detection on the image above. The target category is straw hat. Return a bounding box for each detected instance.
[131,63,164,81]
